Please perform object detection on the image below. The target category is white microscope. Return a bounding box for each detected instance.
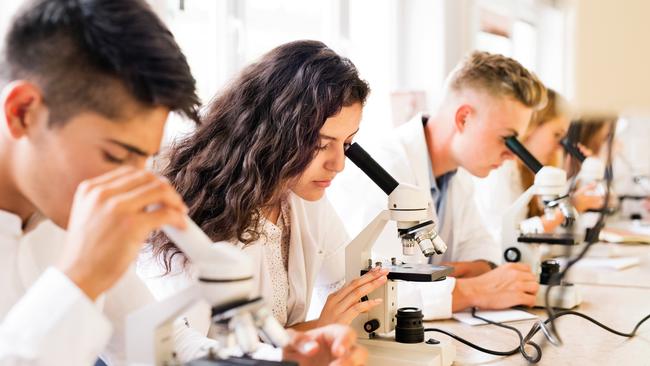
[501,136,583,309]
[343,143,456,366]
[560,134,608,233]
[126,218,293,366]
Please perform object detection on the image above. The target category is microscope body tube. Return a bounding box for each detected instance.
[504,136,543,174]
[560,136,587,163]
[345,143,399,195]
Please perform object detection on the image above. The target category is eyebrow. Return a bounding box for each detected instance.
[105,138,154,157]
[319,128,361,141]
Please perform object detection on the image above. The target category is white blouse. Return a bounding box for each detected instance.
[258,199,291,325]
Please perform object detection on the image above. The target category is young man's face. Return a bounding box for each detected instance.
[452,91,533,178]
[6,84,168,227]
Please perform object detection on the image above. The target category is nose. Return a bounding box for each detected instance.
[325,144,346,173]
[503,149,516,161]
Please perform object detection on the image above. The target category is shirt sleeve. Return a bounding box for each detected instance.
[0,267,112,366]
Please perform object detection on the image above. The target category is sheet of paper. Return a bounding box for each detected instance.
[452,309,537,326]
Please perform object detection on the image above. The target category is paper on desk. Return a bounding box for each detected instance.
[559,256,640,271]
[452,309,537,326]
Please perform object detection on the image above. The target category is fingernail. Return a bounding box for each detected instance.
[300,341,318,353]
[334,344,348,357]
[374,298,383,304]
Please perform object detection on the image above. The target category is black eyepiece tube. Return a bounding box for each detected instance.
[560,136,586,163]
[345,143,399,195]
[504,136,543,174]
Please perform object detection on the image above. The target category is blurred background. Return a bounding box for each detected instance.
[2,0,649,192]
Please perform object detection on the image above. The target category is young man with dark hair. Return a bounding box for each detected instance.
[0,1,366,365]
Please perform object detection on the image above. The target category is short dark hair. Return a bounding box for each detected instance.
[0,0,200,124]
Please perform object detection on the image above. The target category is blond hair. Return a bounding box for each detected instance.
[447,51,547,110]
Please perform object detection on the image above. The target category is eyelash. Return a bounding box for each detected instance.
[103,151,126,164]
[317,142,352,151]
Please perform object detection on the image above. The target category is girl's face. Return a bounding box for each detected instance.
[292,102,363,201]
[524,116,570,166]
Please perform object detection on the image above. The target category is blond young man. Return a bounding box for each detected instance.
[330,51,547,319]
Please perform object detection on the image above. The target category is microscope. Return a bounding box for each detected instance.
[126,218,294,366]
[343,143,455,366]
[501,136,582,309]
[561,134,608,233]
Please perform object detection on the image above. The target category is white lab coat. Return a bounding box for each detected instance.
[329,113,501,319]
[0,211,112,366]
[138,192,348,356]
[0,211,213,366]
[473,160,526,244]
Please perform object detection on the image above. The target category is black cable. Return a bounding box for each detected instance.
[423,307,650,363]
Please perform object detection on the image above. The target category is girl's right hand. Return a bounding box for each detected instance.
[317,266,389,326]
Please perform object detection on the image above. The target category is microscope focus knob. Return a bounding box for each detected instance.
[364,319,380,333]
[504,247,521,263]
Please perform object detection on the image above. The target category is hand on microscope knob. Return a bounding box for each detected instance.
[573,182,605,212]
[317,266,389,326]
[452,263,539,312]
[282,324,368,366]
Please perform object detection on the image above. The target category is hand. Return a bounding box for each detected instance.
[573,182,605,213]
[452,263,539,311]
[317,267,389,327]
[441,260,493,278]
[283,325,367,366]
[58,167,187,300]
[577,143,594,158]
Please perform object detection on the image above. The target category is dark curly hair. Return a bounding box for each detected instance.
[151,40,370,272]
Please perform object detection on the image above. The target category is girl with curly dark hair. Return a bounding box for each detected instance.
[140,40,389,333]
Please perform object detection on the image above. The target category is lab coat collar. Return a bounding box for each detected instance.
[0,210,47,240]
[0,209,23,240]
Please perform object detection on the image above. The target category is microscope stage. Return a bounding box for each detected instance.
[517,232,577,245]
[361,264,453,282]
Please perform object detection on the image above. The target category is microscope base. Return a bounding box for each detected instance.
[534,283,582,309]
[359,337,455,366]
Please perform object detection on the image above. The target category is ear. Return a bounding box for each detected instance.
[1,81,46,139]
[454,104,472,133]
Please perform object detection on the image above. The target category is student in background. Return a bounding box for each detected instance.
[330,51,546,318]
[474,89,605,243]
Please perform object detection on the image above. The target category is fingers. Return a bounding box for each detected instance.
[337,274,388,311]
[114,178,187,214]
[487,292,537,309]
[338,298,383,325]
[135,205,187,234]
[333,267,389,301]
[287,330,320,357]
[500,262,532,274]
[330,345,368,366]
[515,280,540,295]
[318,325,357,359]
[77,166,137,193]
